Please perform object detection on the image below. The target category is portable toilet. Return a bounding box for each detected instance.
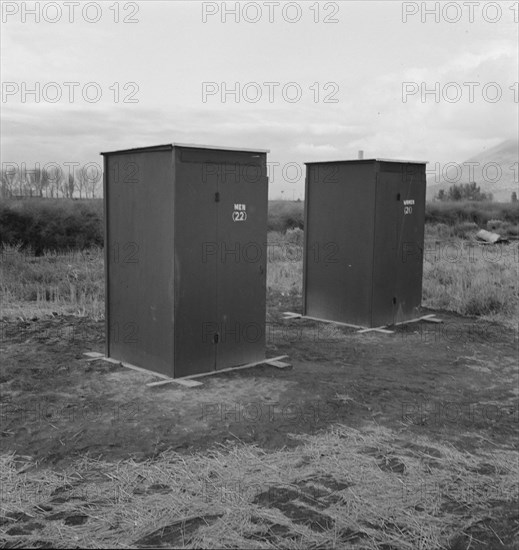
[101,143,269,378]
[303,158,427,328]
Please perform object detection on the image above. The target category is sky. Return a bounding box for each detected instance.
[1,0,518,198]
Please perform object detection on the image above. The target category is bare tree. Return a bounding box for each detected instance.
[77,166,88,199]
[10,165,36,196]
[2,165,23,196]
[27,167,51,198]
[0,166,18,198]
[76,169,85,199]
[82,164,102,198]
[67,173,76,198]
[28,167,42,197]
[90,175,101,198]
[48,165,64,198]
[0,170,8,198]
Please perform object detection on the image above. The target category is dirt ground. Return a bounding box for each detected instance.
[1,293,518,548]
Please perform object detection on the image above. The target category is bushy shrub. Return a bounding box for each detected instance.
[285,227,304,245]
[426,223,452,239]
[268,201,304,232]
[2,198,517,255]
[0,199,103,254]
[452,221,479,239]
[485,219,516,236]
[425,201,519,226]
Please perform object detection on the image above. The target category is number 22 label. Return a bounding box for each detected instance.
[232,211,247,222]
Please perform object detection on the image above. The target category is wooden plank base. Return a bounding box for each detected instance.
[83,351,105,362]
[267,360,291,368]
[100,357,173,381]
[147,355,291,388]
[165,378,204,388]
[282,312,366,330]
[282,312,442,334]
[87,354,291,388]
[356,327,395,334]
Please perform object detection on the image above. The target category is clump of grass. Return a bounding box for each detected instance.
[451,221,479,239]
[0,244,104,320]
[485,219,519,237]
[266,231,302,296]
[422,238,518,323]
[285,227,304,245]
[425,223,453,240]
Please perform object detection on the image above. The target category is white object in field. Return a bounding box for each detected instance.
[476,229,504,244]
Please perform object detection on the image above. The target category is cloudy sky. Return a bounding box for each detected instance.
[1,0,518,198]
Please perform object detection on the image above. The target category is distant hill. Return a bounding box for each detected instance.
[427,139,518,202]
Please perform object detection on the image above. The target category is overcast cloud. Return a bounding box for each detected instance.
[1,0,517,198]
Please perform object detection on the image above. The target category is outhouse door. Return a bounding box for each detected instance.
[215,154,268,370]
[173,148,267,377]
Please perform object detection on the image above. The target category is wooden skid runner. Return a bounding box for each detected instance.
[147,355,291,388]
[360,314,443,333]
[83,353,290,388]
[98,356,174,381]
[83,351,105,361]
[282,312,368,330]
[281,312,392,333]
[282,312,442,334]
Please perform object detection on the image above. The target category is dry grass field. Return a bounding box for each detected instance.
[2,225,517,326]
[1,222,518,548]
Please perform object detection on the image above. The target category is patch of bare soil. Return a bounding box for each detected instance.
[1,295,517,548]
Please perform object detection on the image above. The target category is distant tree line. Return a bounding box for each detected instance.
[0,165,101,199]
[435,182,493,202]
